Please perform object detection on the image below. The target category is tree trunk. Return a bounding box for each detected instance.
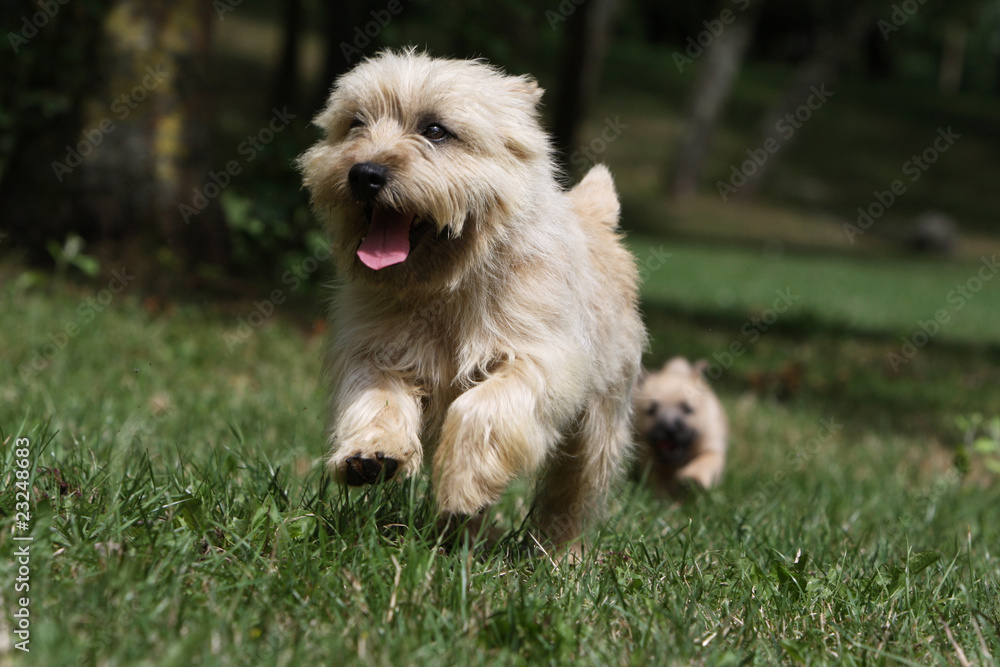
[996,51,1000,95]
[668,3,760,198]
[312,2,371,114]
[0,1,107,259]
[864,22,894,79]
[551,0,619,169]
[736,7,870,199]
[938,22,966,95]
[76,0,230,267]
[269,0,303,113]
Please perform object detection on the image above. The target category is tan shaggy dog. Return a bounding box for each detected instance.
[633,358,728,498]
[298,50,646,553]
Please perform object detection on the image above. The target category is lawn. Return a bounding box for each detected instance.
[3,29,1000,667]
[2,242,999,665]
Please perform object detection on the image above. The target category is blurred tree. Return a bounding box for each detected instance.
[269,0,303,114]
[2,0,229,269]
[863,22,895,78]
[737,4,872,199]
[312,2,372,114]
[551,0,619,166]
[668,1,762,197]
[629,0,723,48]
[925,0,997,96]
[406,0,547,72]
[84,0,230,266]
[938,22,967,95]
[0,0,109,259]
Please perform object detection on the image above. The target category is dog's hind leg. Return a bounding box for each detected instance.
[532,391,634,558]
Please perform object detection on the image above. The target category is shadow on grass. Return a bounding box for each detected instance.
[642,299,1000,441]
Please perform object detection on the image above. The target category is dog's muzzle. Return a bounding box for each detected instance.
[348,162,389,202]
[646,418,697,464]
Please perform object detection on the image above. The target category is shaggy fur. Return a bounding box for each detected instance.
[633,358,728,497]
[298,50,646,552]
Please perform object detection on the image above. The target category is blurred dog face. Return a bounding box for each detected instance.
[633,358,728,495]
[634,358,713,466]
[298,50,548,288]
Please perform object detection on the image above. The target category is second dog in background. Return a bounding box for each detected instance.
[633,357,728,498]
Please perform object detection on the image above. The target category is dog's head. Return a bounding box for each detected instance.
[298,49,551,287]
[633,358,712,466]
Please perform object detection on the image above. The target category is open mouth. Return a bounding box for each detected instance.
[355,205,438,271]
[355,206,415,270]
[648,432,695,464]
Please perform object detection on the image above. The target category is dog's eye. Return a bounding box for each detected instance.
[679,401,694,415]
[421,123,449,142]
[646,401,658,416]
[349,117,365,130]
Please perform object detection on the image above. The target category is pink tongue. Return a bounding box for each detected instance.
[357,208,414,270]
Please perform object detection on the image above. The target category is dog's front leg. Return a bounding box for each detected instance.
[327,362,423,486]
[432,360,556,515]
[676,451,725,490]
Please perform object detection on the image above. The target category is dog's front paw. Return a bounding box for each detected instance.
[329,435,421,486]
[675,451,725,491]
[342,452,399,486]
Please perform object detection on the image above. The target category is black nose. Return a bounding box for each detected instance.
[649,420,674,443]
[348,162,388,201]
[649,419,693,448]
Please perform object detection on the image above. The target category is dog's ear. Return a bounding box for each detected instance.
[663,356,692,374]
[692,359,710,376]
[312,89,349,136]
[498,74,548,162]
[505,75,544,107]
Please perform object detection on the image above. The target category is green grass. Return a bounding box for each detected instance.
[2,252,1000,665]
[5,17,1000,667]
[5,34,1000,656]
[632,237,1000,343]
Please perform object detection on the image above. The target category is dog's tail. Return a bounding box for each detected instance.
[568,164,620,230]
